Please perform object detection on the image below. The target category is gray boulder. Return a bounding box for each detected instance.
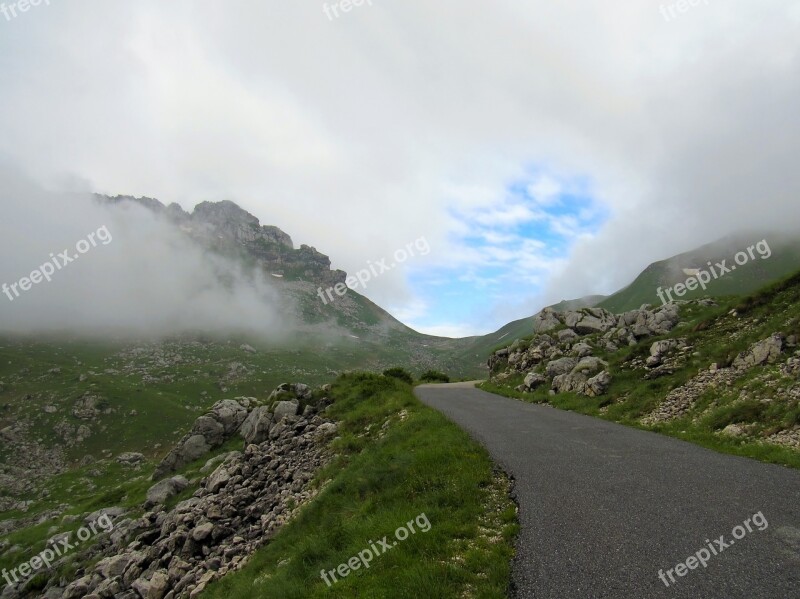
[564,311,583,329]
[546,358,578,379]
[192,416,226,447]
[209,400,248,435]
[552,372,588,394]
[146,476,189,507]
[558,329,580,343]
[573,308,617,335]
[274,400,300,420]
[153,399,251,480]
[585,371,612,397]
[572,342,593,358]
[239,406,273,444]
[116,452,144,467]
[733,333,785,370]
[268,383,313,402]
[206,465,232,493]
[523,372,547,391]
[572,357,608,376]
[650,339,680,357]
[533,308,562,333]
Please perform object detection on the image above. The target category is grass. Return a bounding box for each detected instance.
[204,373,518,599]
[480,270,800,471]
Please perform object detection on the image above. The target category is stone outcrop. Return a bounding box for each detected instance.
[15,385,339,599]
[153,383,316,481]
[732,333,785,370]
[492,303,690,397]
[152,399,251,481]
[642,334,792,425]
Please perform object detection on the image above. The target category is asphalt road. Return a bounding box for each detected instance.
[416,383,800,599]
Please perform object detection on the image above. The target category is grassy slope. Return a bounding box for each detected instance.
[0,330,480,536]
[481,270,800,470]
[598,233,800,313]
[204,374,518,598]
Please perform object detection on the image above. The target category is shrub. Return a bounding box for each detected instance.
[382,367,414,385]
[420,370,450,383]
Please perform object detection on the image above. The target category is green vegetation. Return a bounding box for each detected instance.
[598,233,800,313]
[419,370,451,384]
[481,270,800,470]
[204,373,518,599]
[381,367,414,385]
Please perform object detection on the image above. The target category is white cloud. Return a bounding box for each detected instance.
[527,175,563,206]
[0,1,798,333]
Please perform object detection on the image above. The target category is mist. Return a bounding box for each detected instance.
[0,168,289,338]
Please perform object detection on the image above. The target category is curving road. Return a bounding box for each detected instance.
[416,382,800,599]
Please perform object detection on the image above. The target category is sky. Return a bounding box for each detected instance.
[1,1,799,337]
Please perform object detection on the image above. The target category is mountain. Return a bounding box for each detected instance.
[92,195,481,377]
[597,232,800,313]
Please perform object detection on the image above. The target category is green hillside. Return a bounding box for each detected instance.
[483,268,800,469]
[598,233,800,313]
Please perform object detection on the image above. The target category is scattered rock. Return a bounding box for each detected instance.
[146,476,189,507]
[116,452,145,467]
[733,333,785,370]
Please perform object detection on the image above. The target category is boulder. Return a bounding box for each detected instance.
[573,309,617,335]
[206,465,231,493]
[274,400,300,420]
[557,329,580,343]
[546,358,578,379]
[571,357,607,377]
[564,311,583,329]
[552,372,588,394]
[523,372,547,391]
[585,371,612,397]
[96,553,136,580]
[116,452,145,467]
[268,383,313,403]
[239,406,274,444]
[733,333,785,370]
[192,522,215,542]
[650,340,680,357]
[191,416,226,447]
[153,398,253,480]
[532,308,562,333]
[146,476,189,507]
[209,400,248,435]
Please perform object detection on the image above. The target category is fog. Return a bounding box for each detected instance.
[0,169,288,338]
[1,2,799,334]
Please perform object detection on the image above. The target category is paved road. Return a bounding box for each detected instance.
[416,383,800,599]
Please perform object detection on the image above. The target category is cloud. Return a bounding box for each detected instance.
[0,1,798,334]
[0,170,287,338]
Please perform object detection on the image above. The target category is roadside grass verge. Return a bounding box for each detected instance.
[204,373,518,599]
